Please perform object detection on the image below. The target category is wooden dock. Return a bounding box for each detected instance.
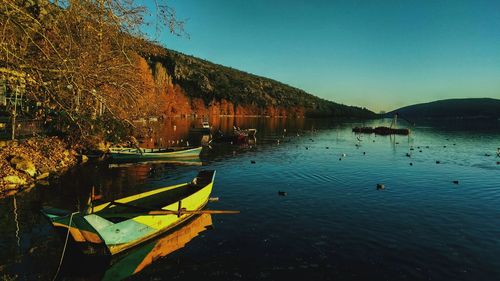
[352,126,410,135]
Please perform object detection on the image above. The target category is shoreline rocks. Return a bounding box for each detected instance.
[0,137,81,197]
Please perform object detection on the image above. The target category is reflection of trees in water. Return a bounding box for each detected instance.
[134,117,310,148]
[136,118,192,148]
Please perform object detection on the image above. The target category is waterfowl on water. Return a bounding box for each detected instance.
[376,183,385,190]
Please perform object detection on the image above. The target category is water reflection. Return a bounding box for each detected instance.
[108,158,203,168]
[136,116,305,148]
[1,117,499,281]
[59,214,213,281]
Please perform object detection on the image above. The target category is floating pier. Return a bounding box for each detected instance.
[352,126,410,136]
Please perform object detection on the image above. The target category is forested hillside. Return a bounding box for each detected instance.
[388,98,500,119]
[143,48,375,118]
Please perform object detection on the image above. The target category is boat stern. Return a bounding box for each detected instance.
[193,170,216,187]
[41,208,110,256]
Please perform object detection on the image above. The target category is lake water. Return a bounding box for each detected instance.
[1,117,499,281]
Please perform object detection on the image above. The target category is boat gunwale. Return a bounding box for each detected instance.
[109,146,202,156]
[91,182,190,213]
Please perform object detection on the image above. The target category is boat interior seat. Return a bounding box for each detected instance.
[85,214,115,230]
[95,171,214,222]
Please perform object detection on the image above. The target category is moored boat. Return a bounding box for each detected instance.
[211,127,257,144]
[189,121,211,133]
[108,146,202,160]
[234,127,257,138]
[42,170,218,256]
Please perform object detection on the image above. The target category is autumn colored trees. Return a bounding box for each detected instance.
[0,0,182,142]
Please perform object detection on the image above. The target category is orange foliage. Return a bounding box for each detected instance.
[130,55,306,119]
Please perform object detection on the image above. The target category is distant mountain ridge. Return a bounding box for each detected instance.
[388,98,500,119]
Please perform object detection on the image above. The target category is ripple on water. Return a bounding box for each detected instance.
[2,118,500,281]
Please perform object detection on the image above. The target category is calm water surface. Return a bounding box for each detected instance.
[1,117,499,281]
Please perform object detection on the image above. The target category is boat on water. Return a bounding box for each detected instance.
[108,146,202,160]
[42,170,220,256]
[189,121,211,133]
[211,127,257,144]
[234,127,257,138]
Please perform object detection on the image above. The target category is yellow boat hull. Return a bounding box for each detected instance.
[42,170,216,256]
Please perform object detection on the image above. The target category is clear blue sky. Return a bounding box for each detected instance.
[145,0,500,112]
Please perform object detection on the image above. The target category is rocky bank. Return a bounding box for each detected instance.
[0,137,85,197]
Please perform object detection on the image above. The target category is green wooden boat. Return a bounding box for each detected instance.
[42,170,217,256]
[108,146,202,160]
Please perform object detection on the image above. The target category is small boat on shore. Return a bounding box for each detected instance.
[108,146,202,160]
[41,170,233,256]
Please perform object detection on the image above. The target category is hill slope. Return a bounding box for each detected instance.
[141,47,375,118]
[388,98,500,119]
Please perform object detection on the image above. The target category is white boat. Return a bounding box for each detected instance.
[109,146,202,160]
[189,121,211,133]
